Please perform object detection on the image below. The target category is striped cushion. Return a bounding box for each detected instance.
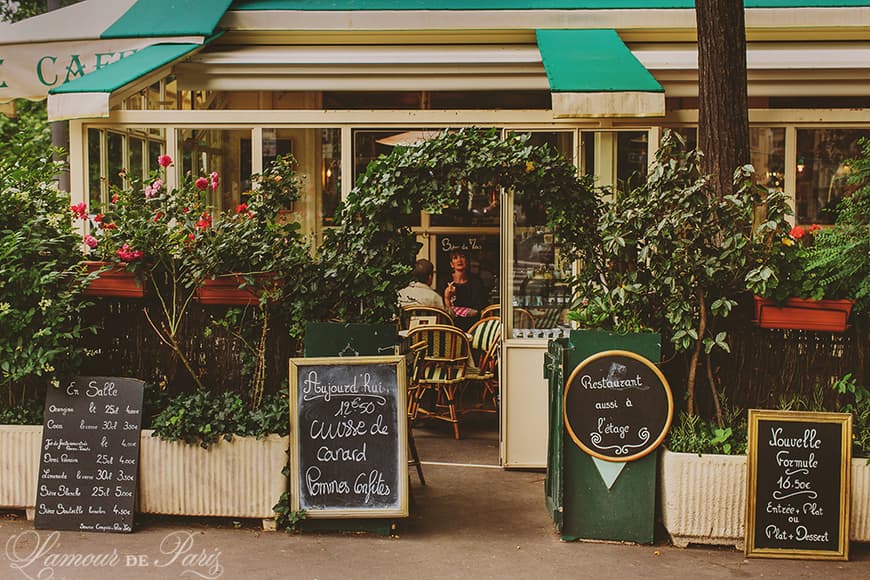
[469,319,501,352]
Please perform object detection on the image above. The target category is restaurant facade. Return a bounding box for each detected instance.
[2,0,869,467]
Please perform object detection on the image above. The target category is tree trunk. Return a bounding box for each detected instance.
[695,0,750,198]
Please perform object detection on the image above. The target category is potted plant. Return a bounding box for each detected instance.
[191,154,307,306]
[746,138,869,332]
[660,377,870,548]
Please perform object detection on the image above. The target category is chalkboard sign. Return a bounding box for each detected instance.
[35,376,145,533]
[563,350,672,462]
[289,356,408,518]
[746,410,852,560]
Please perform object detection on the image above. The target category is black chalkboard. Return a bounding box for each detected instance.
[289,356,408,518]
[746,410,852,560]
[563,350,673,462]
[34,376,145,533]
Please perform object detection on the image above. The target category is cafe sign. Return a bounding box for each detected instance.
[563,350,673,462]
[0,39,156,102]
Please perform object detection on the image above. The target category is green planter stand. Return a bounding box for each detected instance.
[546,329,662,543]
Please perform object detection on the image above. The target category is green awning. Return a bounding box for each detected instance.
[47,42,204,120]
[102,0,234,39]
[536,29,665,118]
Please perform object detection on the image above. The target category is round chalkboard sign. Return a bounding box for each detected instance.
[563,350,673,462]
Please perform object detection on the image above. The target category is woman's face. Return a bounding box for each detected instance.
[450,253,467,271]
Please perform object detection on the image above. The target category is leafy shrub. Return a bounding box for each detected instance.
[666,402,748,455]
[149,389,289,448]
[0,149,94,402]
[0,398,44,425]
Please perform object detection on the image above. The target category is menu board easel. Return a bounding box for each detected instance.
[34,376,145,533]
[289,356,408,518]
[745,409,851,560]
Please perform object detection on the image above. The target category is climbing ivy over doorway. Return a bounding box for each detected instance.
[318,128,601,324]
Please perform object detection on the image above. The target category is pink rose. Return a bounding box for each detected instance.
[210,172,220,191]
[158,155,173,167]
[195,177,209,190]
[83,234,98,249]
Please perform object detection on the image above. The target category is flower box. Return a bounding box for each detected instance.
[660,449,870,547]
[660,448,747,549]
[82,260,146,298]
[138,430,288,527]
[195,273,282,306]
[753,296,854,332]
[0,426,288,529]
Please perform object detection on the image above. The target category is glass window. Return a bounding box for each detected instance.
[178,129,249,210]
[87,128,102,209]
[617,131,649,192]
[751,128,785,194]
[353,129,426,226]
[511,131,575,334]
[107,132,124,189]
[129,137,144,183]
[321,128,341,226]
[796,128,866,224]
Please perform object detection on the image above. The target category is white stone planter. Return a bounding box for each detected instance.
[0,426,289,528]
[852,457,870,542]
[660,448,747,549]
[0,425,42,518]
[138,430,288,527]
[661,449,870,547]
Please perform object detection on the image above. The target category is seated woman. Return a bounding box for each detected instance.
[441,249,488,331]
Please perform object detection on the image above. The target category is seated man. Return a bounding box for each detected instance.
[398,259,446,309]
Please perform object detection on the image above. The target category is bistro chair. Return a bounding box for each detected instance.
[405,324,471,440]
[399,304,455,330]
[475,304,536,330]
[463,317,502,413]
[480,304,500,320]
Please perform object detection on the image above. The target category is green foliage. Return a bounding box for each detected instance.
[0,398,44,425]
[832,374,870,458]
[318,128,599,324]
[273,489,307,532]
[569,130,765,355]
[149,389,289,449]
[0,101,51,163]
[0,149,94,401]
[667,403,748,455]
[746,138,869,319]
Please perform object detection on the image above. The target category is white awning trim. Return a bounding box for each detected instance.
[632,42,870,71]
[0,0,138,45]
[48,92,109,121]
[552,92,666,118]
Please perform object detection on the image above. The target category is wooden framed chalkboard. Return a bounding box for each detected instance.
[34,376,145,533]
[289,356,408,518]
[745,410,852,560]
[563,350,673,462]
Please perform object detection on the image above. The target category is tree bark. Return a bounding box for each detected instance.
[695,0,750,198]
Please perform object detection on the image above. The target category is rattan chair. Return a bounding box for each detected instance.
[464,317,502,413]
[399,304,455,330]
[406,324,471,439]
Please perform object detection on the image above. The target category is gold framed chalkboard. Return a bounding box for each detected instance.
[289,355,408,518]
[745,410,852,561]
[563,350,673,462]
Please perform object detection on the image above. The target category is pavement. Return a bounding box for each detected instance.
[2,416,868,580]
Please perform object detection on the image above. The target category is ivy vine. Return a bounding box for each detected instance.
[317,128,600,324]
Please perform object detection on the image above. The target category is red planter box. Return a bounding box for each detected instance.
[82,261,146,298]
[195,274,281,306]
[753,296,855,332]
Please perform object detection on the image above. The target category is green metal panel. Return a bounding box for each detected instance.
[303,322,398,357]
[233,1,870,11]
[536,29,663,93]
[48,43,201,95]
[547,329,662,543]
[102,0,233,39]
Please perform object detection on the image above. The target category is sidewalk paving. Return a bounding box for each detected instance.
[2,419,868,579]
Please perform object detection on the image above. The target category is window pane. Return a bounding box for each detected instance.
[107,132,124,189]
[129,137,144,183]
[617,131,648,192]
[796,129,866,224]
[178,129,249,210]
[511,131,574,333]
[751,128,785,194]
[321,128,341,226]
[353,129,424,227]
[87,128,102,209]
